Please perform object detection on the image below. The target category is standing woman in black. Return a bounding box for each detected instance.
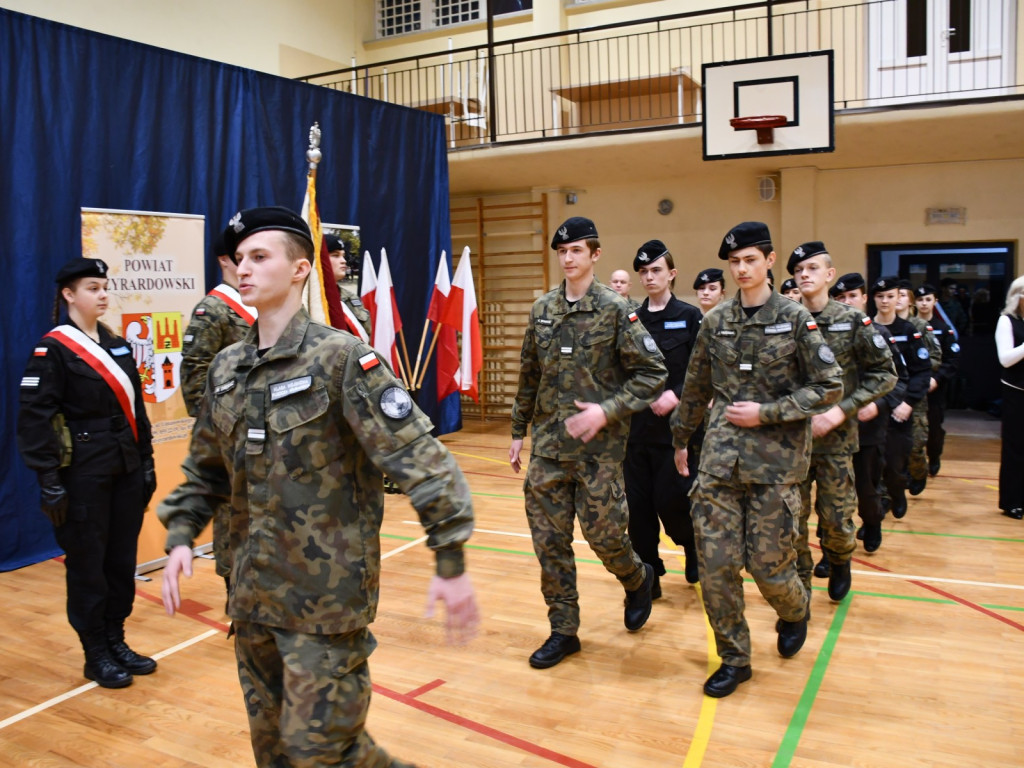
[624,241,704,596]
[996,275,1024,519]
[17,258,157,688]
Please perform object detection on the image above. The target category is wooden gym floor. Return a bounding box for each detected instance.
[1,417,1021,767]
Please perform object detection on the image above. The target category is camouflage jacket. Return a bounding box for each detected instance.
[670,291,843,484]
[180,285,255,417]
[907,314,942,373]
[811,300,897,455]
[511,278,667,462]
[159,308,474,635]
[339,282,372,337]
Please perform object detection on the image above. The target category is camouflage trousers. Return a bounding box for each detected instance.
[908,399,930,482]
[797,452,857,589]
[524,455,646,635]
[234,622,413,768]
[690,473,809,667]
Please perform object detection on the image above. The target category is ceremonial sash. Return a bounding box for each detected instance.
[45,325,138,440]
[340,302,370,342]
[209,284,258,325]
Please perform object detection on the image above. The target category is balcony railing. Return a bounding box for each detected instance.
[299,0,1022,149]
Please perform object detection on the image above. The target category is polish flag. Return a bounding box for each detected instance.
[441,246,483,402]
[360,250,378,327]
[427,252,460,401]
[373,248,404,374]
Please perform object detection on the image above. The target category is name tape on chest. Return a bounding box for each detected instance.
[716,329,736,337]
[214,379,236,396]
[827,321,853,332]
[892,335,909,342]
[110,346,131,356]
[270,375,312,402]
[765,322,793,335]
[664,320,688,330]
[537,318,553,326]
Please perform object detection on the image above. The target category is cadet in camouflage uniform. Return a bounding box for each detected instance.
[509,216,667,670]
[670,222,843,699]
[914,283,960,477]
[898,279,940,495]
[159,207,478,768]
[180,231,257,587]
[831,274,908,553]
[871,276,932,521]
[787,244,896,602]
[327,234,372,338]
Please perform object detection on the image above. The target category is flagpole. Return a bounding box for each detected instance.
[410,318,431,388]
[415,322,443,390]
[397,328,414,390]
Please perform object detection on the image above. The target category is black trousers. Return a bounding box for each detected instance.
[54,464,145,640]
[854,443,885,526]
[999,383,1024,512]
[624,441,695,576]
[927,381,948,465]
[883,418,912,508]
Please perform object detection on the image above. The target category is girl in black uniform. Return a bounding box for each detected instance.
[624,241,704,596]
[17,258,157,688]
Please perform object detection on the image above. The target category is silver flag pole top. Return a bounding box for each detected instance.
[306,122,322,171]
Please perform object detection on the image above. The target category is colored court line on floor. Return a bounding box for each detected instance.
[450,449,516,467]
[873,528,1024,543]
[772,596,852,768]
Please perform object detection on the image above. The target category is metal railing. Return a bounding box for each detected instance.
[299,0,1022,148]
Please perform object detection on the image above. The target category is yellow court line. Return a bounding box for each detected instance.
[658,534,719,768]
[449,449,512,467]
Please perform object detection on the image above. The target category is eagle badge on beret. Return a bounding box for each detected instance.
[700,273,707,281]
[229,212,244,232]
[835,281,845,291]
[557,225,568,241]
[725,233,737,249]
[638,252,649,263]
[793,246,804,258]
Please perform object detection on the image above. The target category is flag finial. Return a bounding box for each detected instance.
[307,122,322,171]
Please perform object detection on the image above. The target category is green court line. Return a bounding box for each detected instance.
[874,529,1024,543]
[772,595,853,767]
[470,491,526,500]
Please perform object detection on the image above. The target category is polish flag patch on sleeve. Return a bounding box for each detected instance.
[862,316,872,326]
[33,347,48,357]
[628,311,639,323]
[359,352,380,371]
[806,320,818,330]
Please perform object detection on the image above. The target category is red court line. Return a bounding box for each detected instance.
[850,555,1024,633]
[373,682,598,768]
[135,585,596,767]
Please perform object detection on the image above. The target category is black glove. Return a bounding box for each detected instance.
[38,470,68,527]
[142,457,157,507]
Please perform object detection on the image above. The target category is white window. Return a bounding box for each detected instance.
[376,0,528,38]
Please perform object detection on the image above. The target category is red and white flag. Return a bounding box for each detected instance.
[360,250,378,327]
[373,248,404,375]
[426,252,460,400]
[442,246,483,402]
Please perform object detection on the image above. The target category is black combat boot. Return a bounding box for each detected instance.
[82,634,133,688]
[106,624,157,675]
[623,563,654,631]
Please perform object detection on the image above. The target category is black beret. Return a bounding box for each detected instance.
[915,283,938,298]
[211,230,229,259]
[718,221,772,260]
[55,258,108,286]
[324,234,346,254]
[869,274,901,295]
[551,216,599,249]
[786,241,829,275]
[781,278,799,293]
[896,278,913,291]
[222,206,313,257]
[633,239,669,271]
[693,268,724,290]
[830,272,865,296]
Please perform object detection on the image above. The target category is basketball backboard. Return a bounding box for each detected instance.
[702,51,834,160]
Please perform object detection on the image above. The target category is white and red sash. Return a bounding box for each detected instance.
[45,325,138,440]
[340,301,370,342]
[209,284,258,326]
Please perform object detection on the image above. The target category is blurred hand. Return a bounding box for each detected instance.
[425,573,479,646]
[674,447,690,477]
[725,401,762,428]
[508,439,524,474]
[565,401,608,443]
[162,545,194,617]
[38,470,68,527]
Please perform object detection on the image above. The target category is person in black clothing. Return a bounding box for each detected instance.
[996,276,1024,519]
[17,258,157,689]
[914,283,961,476]
[870,276,932,522]
[832,274,907,552]
[624,240,704,595]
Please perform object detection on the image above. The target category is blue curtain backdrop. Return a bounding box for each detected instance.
[0,8,460,572]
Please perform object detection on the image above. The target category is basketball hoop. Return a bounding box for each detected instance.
[729,115,788,145]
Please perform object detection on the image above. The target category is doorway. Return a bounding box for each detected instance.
[867,240,1015,411]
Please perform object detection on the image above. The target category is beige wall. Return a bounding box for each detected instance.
[0,0,359,76]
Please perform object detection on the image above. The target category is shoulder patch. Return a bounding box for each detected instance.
[379,386,413,420]
[195,308,207,316]
[628,311,639,323]
[862,316,872,326]
[950,342,961,353]
[873,334,886,349]
[806,320,818,331]
[359,351,380,371]
[184,334,195,343]
[818,344,836,365]
[642,335,658,353]
[33,346,48,357]
[21,376,40,388]
[917,347,929,360]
